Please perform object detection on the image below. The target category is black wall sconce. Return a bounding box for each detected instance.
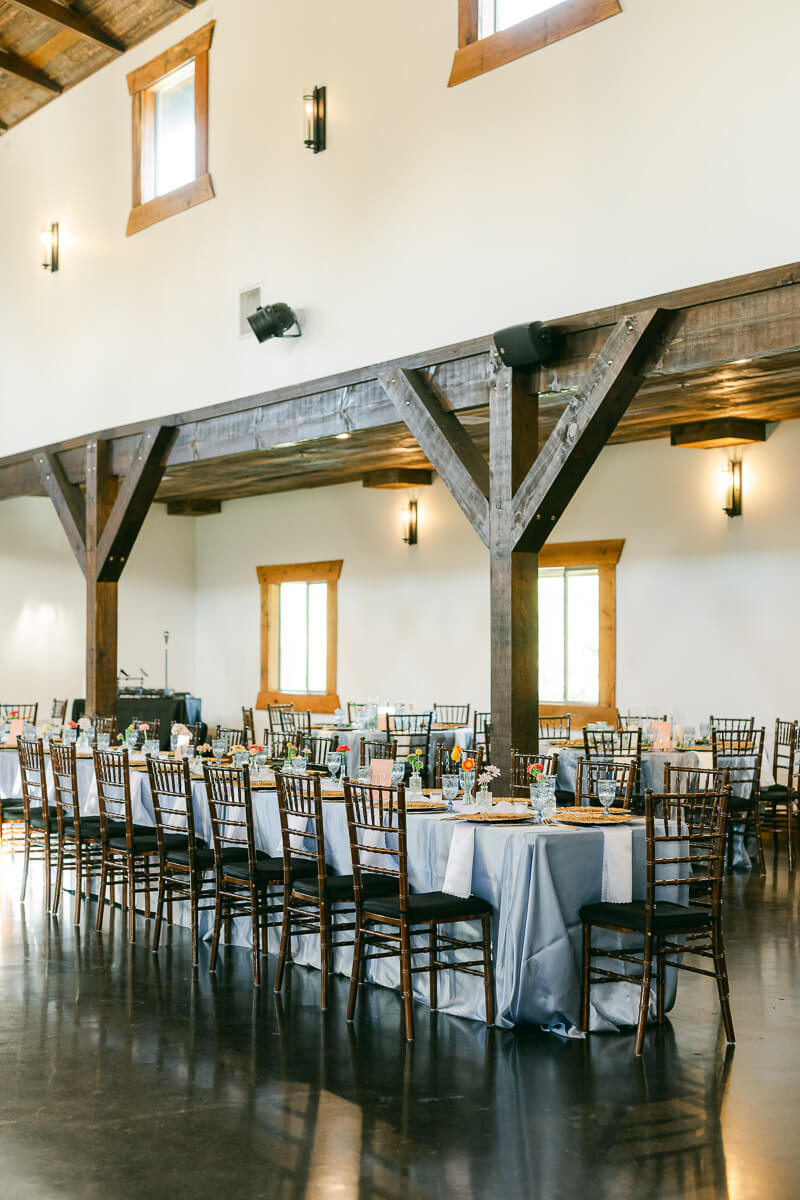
[41,222,59,272]
[246,302,302,344]
[722,460,742,517]
[402,500,418,545]
[304,86,326,153]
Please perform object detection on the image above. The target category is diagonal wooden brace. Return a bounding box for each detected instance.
[96,425,177,582]
[33,450,87,575]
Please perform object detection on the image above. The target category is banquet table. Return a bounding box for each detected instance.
[316,724,473,780]
[0,745,681,1034]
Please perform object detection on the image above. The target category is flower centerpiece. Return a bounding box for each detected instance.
[407,748,425,793]
[476,764,501,809]
[196,742,214,758]
[336,745,350,777]
[526,761,544,782]
[460,756,476,801]
[283,742,296,772]
[76,715,93,752]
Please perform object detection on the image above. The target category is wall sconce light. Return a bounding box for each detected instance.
[303,86,326,153]
[246,302,302,343]
[402,499,418,545]
[722,460,742,517]
[40,222,59,272]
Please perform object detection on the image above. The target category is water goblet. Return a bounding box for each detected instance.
[442,773,459,812]
[170,734,179,756]
[391,760,405,786]
[184,743,196,765]
[97,732,111,752]
[144,738,159,757]
[529,783,546,824]
[125,729,138,753]
[357,765,370,785]
[211,738,225,766]
[597,780,617,816]
[293,755,308,775]
[326,753,341,781]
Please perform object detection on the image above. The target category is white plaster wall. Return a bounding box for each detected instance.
[2,0,800,453]
[0,498,197,717]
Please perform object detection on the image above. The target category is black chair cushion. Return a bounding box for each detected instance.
[363,890,492,923]
[293,872,399,902]
[580,899,712,932]
[166,841,231,871]
[223,854,317,887]
[108,830,188,855]
[760,785,789,802]
[28,808,52,831]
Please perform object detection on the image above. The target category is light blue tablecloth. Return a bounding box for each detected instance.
[315,725,473,779]
[0,748,679,1032]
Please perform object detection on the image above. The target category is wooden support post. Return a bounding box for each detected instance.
[489,363,540,786]
[85,441,119,717]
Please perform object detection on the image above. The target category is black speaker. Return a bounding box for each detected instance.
[493,321,562,368]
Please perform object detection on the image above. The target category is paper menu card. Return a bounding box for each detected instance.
[8,719,24,747]
[651,721,671,751]
[370,759,394,786]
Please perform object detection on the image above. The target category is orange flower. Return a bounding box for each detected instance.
[462,758,475,771]
[450,744,461,762]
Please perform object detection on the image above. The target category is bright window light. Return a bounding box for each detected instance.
[481,1,560,36]
[279,580,328,694]
[153,61,195,198]
[538,567,599,704]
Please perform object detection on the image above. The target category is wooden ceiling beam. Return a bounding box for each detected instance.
[0,46,61,93]
[95,425,178,581]
[10,1,126,55]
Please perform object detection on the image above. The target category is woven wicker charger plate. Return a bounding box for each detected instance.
[406,799,448,812]
[461,811,535,824]
[555,807,630,826]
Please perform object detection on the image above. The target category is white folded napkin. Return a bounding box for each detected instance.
[601,826,633,903]
[443,823,475,898]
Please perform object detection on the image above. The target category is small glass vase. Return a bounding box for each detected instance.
[460,770,475,804]
[408,772,423,795]
[76,732,90,755]
[476,786,492,812]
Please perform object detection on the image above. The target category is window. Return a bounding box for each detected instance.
[126,21,215,236]
[449,0,622,88]
[538,539,623,724]
[257,561,342,713]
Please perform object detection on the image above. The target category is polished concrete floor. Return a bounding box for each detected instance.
[0,852,798,1200]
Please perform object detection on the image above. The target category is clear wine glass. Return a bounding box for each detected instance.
[326,753,341,781]
[597,780,616,816]
[211,738,225,766]
[357,765,370,785]
[391,760,405,786]
[442,773,459,812]
[97,732,111,752]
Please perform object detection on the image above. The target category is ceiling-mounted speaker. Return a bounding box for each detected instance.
[493,321,562,368]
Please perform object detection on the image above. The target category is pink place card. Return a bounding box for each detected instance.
[651,721,671,751]
[8,718,24,747]
[370,759,394,785]
[176,734,191,758]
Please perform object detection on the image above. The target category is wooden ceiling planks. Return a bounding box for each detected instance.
[0,0,203,132]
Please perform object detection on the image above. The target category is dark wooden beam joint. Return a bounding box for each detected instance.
[361,468,433,489]
[378,367,490,544]
[166,498,222,516]
[0,47,61,94]
[96,425,178,581]
[33,450,86,575]
[511,308,673,553]
[670,417,767,449]
[11,1,126,54]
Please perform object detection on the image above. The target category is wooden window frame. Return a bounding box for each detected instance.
[126,21,215,236]
[538,539,623,727]
[257,560,342,714]
[449,0,622,87]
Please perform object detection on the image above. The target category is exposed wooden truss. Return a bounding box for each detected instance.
[0,0,206,133]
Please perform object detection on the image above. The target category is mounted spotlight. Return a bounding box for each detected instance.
[246,303,302,344]
[493,320,562,367]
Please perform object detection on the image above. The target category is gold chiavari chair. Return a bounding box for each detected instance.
[436,742,484,790]
[574,757,635,811]
[710,715,754,734]
[581,784,734,1055]
[359,738,398,769]
[267,703,295,735]
[344,780,494,1040]
[148,756,216,966]
[51,699,68,723]
[241,707,256,745]
[299,734,338,771]
[712,727,766,873]
[386,712,434,785]
[473,711,492,762]
[94,715,117,739]
[18,735,53,907]
[433,703,471,726]
[0,703,38,723]
[347,702,369,724]
[216,726,247,753]
[759,718,799,871]
[663,762,730,796]
[510,749,558,799]
[203,762,316,986]
[50,739,103,923]
[538,714,571,742]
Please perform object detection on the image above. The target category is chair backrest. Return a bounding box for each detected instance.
[51,699,68,723]
[643,786,730,918]
[94,748,134,847]
[386,712,433,767]
[51,739,83,838]
[242,707,255,744]
[147,756,197,859]
[343,781,407,907]
[17,736,47,820]
[433,703,470,725]
[473,711,491,760]
[510,750,558,798]
[300,734,337,770]
[188,721,204,747]
[436,741,484,787]
[663,762,730,796]
[538,714,571,742]
[136,717,160,740]
[267,703,294,734]
[772,718,798,789]
[574,757,635,810]
[95,714,117,737]
[1,703,39,723]
[216,726,247,752]
[583,727,642,765]
[712,727,764,805]
[710,715,754,733]
[203,762,256,873]
[275,769,326,889]
[359,738,398,768]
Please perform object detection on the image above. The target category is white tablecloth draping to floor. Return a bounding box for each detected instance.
[1,749,684,1032]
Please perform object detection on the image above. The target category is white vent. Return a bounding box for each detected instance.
[239,285,262,338]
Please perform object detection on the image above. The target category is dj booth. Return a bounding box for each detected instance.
[71,692,205,749]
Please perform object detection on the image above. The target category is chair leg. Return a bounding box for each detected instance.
[127,862,136,942]
[143,857,151,920]
[73,845,83,925]
[20,826,31,902]
[190,878,200,968]
[786,801,795,872]
[319,900,330,1010]
[634,932,654,1056]
[96,859,108,930]
[712,921,735,1044]
[752,803,766,875]
[153,867,167,952]
[52,842,65,916]
[656,937,666,1025]
[581,921,591,1033]
[481,913,494,1026]
[250,887,261,987]
[347,915,363,1021]
[400,921,415,1041]
[429,920,438,1011]
[42,833,52,912]
[274,892,291,994]
[209,883,223,973]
